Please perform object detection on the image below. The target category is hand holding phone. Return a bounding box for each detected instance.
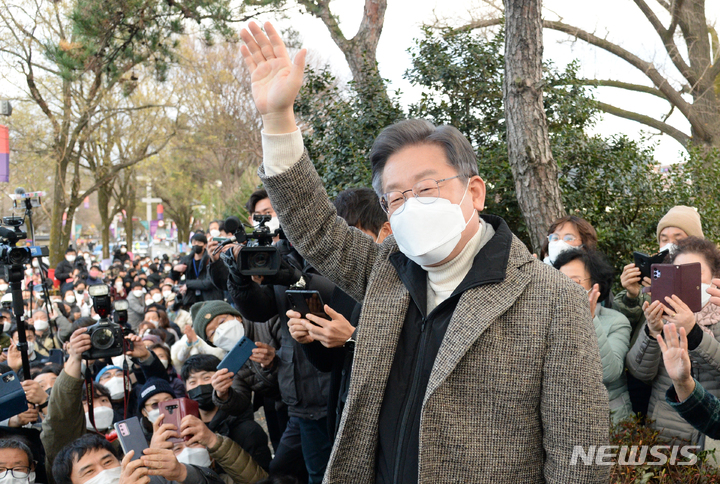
[159,398,199,443]
[217,336,256,373]
[114,417,148,462]
[286,290,330,325]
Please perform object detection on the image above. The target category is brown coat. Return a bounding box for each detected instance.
[260,153,610,483]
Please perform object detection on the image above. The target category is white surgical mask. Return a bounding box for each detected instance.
[3,321,10,333]
[702,283,713,308]
[209,229,221,238]
[255,216,280,234]
[0,284,8,292]
[212,319,245,352]
[146,408,160,424]
[158,358,170,369]
[659,243,676,255]
[34,319,49,332]
[66,255,76,263]
[162,291,172,299]
[145,298,153,306]
[111,354,131,368]
[547,240,576,265]
[177,446,212,468]
[65,295,76,304]
[152,293,163,303]
[82,466,121,484]
[0,470,35,484]
[132,290,143,298]
[85,405,115,430]
[390,183,474,266]
[26,341,35,356]
[115,282,123,288]
[104,376,126,400]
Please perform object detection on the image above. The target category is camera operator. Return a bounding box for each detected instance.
[223,189,353,484]
[170,233,226,309]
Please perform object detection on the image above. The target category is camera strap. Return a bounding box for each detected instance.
[84,362,98,433]
[122,338,132,420]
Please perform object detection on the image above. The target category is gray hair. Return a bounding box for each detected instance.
[32,309,47,319]
[0,439,34,465]
[369,119,479,196]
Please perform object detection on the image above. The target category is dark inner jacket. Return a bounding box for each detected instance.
[207,407,273,471]
[228,248,351,420]
[170,252,227,307]
[375,215,512,484]
[300,287,361,439]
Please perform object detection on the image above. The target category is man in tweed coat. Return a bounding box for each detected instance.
[239,21,610,484]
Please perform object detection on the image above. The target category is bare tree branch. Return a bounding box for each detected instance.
[596,101,690,147]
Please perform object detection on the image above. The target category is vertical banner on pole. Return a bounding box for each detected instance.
[0,125,9,183]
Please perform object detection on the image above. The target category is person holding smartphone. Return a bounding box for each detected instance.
[626,236,720,444]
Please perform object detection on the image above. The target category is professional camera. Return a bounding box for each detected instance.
[82,285,126,360]
[225,215,281,277]
[0,216,48,266]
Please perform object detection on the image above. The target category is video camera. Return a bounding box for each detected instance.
[0,216,48,266]
[224,215,281,277]
[82,285,128,360]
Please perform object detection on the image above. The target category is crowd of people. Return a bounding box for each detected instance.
[1,19,719,484]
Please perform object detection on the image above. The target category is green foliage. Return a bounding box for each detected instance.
[295,66,404,198]
[47,0,237,84]
[405,27,679,273]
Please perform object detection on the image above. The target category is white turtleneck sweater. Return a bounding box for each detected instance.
[423,218,495,313]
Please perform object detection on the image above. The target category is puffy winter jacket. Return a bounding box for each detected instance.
[626,303,720,444]
[594,306,633,423]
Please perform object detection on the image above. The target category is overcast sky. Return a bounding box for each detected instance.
[269,0,720,166]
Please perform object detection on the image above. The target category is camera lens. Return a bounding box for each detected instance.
[92,327,115,350]
[250,252,269,269]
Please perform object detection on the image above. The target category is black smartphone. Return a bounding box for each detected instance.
[634,249,669,280]
[114,417,148,461]
[286,289,330,325]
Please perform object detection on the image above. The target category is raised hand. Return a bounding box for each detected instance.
[239,21,306,134]
[656,323,695,401]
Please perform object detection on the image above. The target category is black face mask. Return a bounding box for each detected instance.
[193,245,204,255]
[187,384,215,411]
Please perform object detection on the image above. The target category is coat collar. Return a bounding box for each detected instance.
[388,214,515,317]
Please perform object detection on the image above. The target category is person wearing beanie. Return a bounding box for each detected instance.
[656,205,703,247]
[615,204,703,420]
[170,301,228,370]
[137,376,176,438]
[169,230,228,309]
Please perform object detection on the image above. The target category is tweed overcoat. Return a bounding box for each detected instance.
[260,153,610,483]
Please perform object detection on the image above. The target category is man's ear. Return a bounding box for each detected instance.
[377,222,392,243]
[469,176,486,212]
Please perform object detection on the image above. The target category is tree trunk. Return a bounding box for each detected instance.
[503,0,565,252]
[98,181,112,260]
[125,196,136,250]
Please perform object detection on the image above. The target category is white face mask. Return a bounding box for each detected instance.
[162,291,172,299]
[547,240,576,265]
[26,341,35,357]
[702,283,713,308]
[115,282,123,288]
[82,466,121,484]
[152,293,163,303]
[390,182,474,266]
[104,376,126,400]
[145,298,153,306]
[209,229,221,238]
[66,255,76,263]
[132,290,143,298]
[659,242,676,255]
[212,318,245,352]
[255,216,280,234]
[111,354,131,368]
[177,446,212,468]
[85,405,115,430]
[146,408,160,424]
[0,284,8,292]
[158,358,170,369]
[2,321,10,333]
[0,470,35,484]
[34,319,49,332]
[65,295,76,304]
